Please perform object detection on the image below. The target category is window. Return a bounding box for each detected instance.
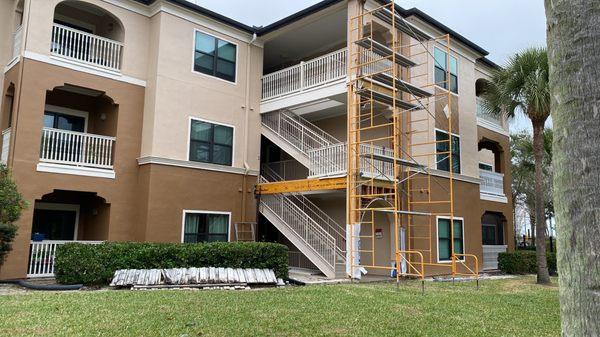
[479,163,493,171]
[44,111,85,132]
[434,47,458,94]
[183,212,229,243]
[189,119,233,166]
[194,31,236,82]
[438,217,464,261]
[436,130,460,173]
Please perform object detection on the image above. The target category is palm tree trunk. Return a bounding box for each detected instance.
[532,122,550,284]
[546,0,600,335]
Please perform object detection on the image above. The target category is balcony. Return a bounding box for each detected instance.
[1,128,10,164]
[11,26,22,62]
[476,97,507,134]
[480,169,507,202]
[50,24,123,72]
[39,128,116,178]
[261,48,347,101]
[28,240,103,278]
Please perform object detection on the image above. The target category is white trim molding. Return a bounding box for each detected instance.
[435,216,466,264]
[480,193,508,204]
[37,162,116,179]
[137,156,259,176]
[23,51,146,87]
[477,118,510,137]
[181,210,232,243]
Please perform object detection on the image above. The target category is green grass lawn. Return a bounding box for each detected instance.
[0,276,559,337]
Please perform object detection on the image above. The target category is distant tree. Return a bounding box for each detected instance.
[546,0,600,335]
[511,130,554,242]
[481,48,552,284]
[0,164,26,268]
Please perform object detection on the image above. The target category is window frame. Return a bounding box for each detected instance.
[436,216,465,263]
[44,104,89,133]
[479,162,494,172]
[435,128,461,174]
[33,202,80,241]
[181,210,232,243]
[187,117,235,167]
[192,28,238,84]
[433,46,459,95]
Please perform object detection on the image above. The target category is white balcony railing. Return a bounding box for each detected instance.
[480,169,505,196]
[1,128,10,165]
[12,26,23,61]
[262,48,347,101]
[51,23,123,72]
[40,128,116,170]
[308,143,395,180]
[476,97,503,127]
[28,240,103,277]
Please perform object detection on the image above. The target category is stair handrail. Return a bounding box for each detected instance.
[261,167,346,258]
[259,176,337,268]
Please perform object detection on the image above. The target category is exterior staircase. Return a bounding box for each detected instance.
[259,167,346,279]
[261,109,341,168]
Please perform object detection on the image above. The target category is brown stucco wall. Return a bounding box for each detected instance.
[137,163,258,243]
[0,59,145,279]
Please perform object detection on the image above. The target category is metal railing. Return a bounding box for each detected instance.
[262,160,308,182]
[40,128,116,170]
[476,97,503,126]
[308,142,395,179]
[28,240,103,277]
[262,166,346,256]
[262,109,341,154]
[259,176,338,268]
[12,26,22,61]
[51,23,123,72]
[262,48,347,100]
[480,169,505,196]
[288,251,318,270]
[1,128,10,164]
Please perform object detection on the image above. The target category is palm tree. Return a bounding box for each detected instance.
[481,48,551,284]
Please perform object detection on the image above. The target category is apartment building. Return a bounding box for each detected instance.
[0,0,512,280]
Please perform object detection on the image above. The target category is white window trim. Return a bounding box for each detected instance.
[434,128,462,175]
[191,28,239,85]
[436,216,465,263]
[44,104,89,133]
[34,202,80,241]
[187,116,235,167]
[433,46,459,96]
[479,161,494,172]
[181,210,232,243]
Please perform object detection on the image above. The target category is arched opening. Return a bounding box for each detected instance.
[51,1,124,71]
[478,137,506,197]
[482,211,506,246]
[1,84,15,164]
[40,85,118,171]
[31,190,110,242]
[478,137,504,174]
[53,1,124,41]
[475,78,489,98]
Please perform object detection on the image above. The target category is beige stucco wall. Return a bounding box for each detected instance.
[24,0,150,80]
[141,11,263,172]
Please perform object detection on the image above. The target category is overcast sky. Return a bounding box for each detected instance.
[193,0,547,132]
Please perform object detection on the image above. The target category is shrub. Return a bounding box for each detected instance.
[54,241,289,285]
[0,164,27,267]
[498,250,557,275]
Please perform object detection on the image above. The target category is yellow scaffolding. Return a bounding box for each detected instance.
[346,0,478,286]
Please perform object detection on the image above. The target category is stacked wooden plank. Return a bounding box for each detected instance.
[110,267,281,289]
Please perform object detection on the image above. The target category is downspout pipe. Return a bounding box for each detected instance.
[240,33,258,225]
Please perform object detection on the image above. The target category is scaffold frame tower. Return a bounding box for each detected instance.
[346,0,479,285]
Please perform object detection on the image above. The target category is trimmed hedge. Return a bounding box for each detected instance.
[498,250,557,275]
[55,242,289,285]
